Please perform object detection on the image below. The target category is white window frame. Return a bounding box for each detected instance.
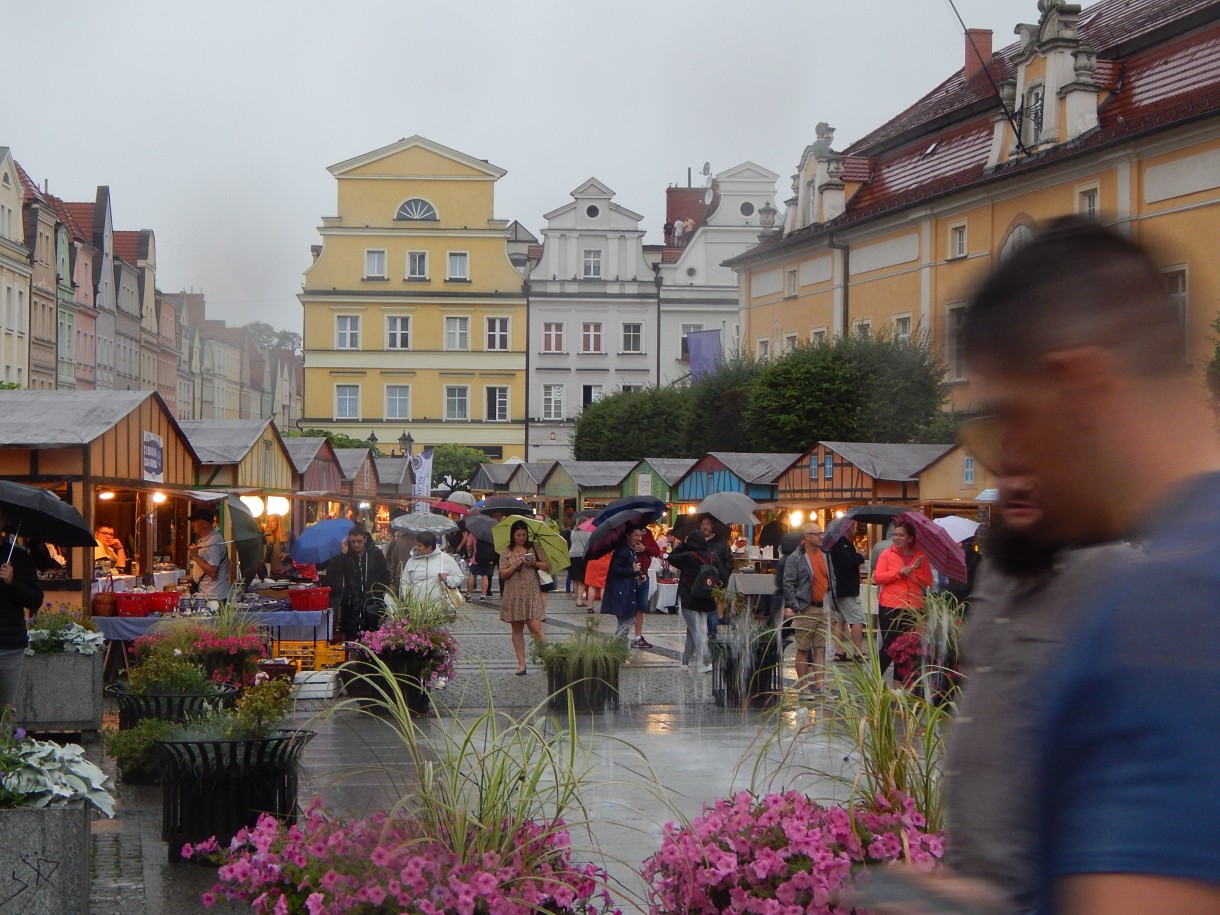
[1162,266,1188,360]
[485,316,510,351]
[386,315,410,350]
[485,385,509,422]
[446,251,469,281]
[444,385,469,421]
[621,322,643,354]
[582,384,604,408]
[335,384,360,420]
[619,384,644,393]
[335,314,360,350]
[1023,84,1045,146]
[385,384,410,421]
[680,322,703,360]
[783,333,798,352]
[810,326,828,345]
[964,456,976,485]
[893,313,912,343]
[947,303,968,382]
[581,322,603,354]
[445,315,470,351]
[364,249,387,279]
[1076,182,1100,220]
[948,221,967,260]
[542,322,564,353]
[785,269,798,298]
[582,249,603,279]
[757,338,770,359]
[542,384,565,420]
[853,318,871,339]
[407,250,428,279]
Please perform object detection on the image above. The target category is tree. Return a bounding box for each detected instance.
[431,443,487,491]
[685,348,764,454]
[573,387,692,460]
[742,331,949,451]
[242,321,302,356]
[287,428,382,454]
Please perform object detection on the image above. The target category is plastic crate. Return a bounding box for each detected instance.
[288,587,331,611]
[315,642,347,670]
[278,641,317,671]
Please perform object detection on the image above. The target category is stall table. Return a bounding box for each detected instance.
[647,568,679,613]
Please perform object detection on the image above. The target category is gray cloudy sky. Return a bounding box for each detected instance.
[4,0,1054,334]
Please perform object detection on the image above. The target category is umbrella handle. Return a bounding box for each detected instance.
[5,518,21,565]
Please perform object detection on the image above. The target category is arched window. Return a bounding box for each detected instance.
[395,198,438,221]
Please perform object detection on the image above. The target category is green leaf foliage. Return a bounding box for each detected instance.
[431,443,487,491]
[286,428,382,454]
[572,386,692,460]
[685,348,764,454]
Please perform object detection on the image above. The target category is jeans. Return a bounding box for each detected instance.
[680,607,709,666]
[706,609,719,641]
[0,647,24,713]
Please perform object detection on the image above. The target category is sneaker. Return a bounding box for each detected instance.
[701,663,713,674]
[680,663,689,671]
[633,637,653,650]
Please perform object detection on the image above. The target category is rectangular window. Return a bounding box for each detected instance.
[964,456,976,485]
[336,315,360,350]
[853,319,871,340]
[581,322,603,353]
[486,317,509,351]
[1163,268,1188,358]
[407,251,428,279]
[894,314,912,342]
[582,249,602,279]
[786,269,798,297]
[542,384,564,420]
[680,322,703,360]
[808,456,818,482]
[335,384,359,419]
[447,252,468,280]
[811,327,828,345]
[757,338,770,358]
[542,322,564,353]
[386,315,410,350]
[823,453,834,480]
[364,249,387,279]
[620,384,644,393]
[1024,85,1045,146]
[444,386,469,420]
[582,384,604,407]
[485,386,509,422]
[947,304,967,381]
[622,322,643,353]
[949,223,967,259]
[784,333,798,352]
[445,316,469,351]
[385,385,410,420]
[1078,187,1099,220]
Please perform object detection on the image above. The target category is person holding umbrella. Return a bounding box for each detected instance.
[600,525,659,648]
[187,507,232,600]
[327,527,393,640]
[498,519,549,676]
[0,504,42,713]
[872,519,933,682]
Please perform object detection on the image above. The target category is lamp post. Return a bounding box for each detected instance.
[399,430,413,457]
[367,430,378,452]
[509,250,542,460]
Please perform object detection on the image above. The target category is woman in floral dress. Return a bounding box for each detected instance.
[499,520,550,675]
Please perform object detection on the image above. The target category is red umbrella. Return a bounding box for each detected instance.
[432,500,470,516]
[897,511,968,583]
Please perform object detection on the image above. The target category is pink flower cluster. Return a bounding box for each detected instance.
[357,620,458,687]
[643,791,944,915]
[191,802,619,914]
[886,632,924,683]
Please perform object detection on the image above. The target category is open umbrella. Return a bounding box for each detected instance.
[821,516,854,551]
[391,513,458,536]
[897,511,968,583]
[464,514,496,544]
[586,497,667,559]
[479,496,533,518]
[224,495,266,576]
[291,518,354,566]
[844,504,908,526]
[492,516,571,572]
[696,491,761,526]
[933,515,980,544]
[0,480,95,562]
[431,500,470,516]
[444,491,476,507]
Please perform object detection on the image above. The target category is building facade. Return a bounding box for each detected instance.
[302,135,528,460]
[0,149,31,387]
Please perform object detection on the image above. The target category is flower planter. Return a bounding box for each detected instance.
[709,634,782,709]
[17,652,103,733]
[544,659,622,713]
[339,648,432,715]
[106,683,240,730]
[0,802,90,914]
[157,729,315,864]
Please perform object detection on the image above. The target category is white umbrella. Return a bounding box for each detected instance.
[391,513,458,536]
[933,515,980,543]
[445,491,476,507]
[696,491,761,526]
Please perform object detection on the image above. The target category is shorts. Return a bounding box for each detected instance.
[470,562,495,578]
[791,607,827,652]
[833,594,865,626]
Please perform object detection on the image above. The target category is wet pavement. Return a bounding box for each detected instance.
[85,589,854,913]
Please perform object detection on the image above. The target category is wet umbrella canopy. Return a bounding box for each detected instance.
[391,513,459,536]
[0,480,96,558]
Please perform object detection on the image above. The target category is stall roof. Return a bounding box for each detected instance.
[0,390,195,454]
[334,447,376,482]
[820,442,955,482]
[373,456,411,487]
[515,462,556,485]
[178,419,279,465]
[637,458,698,485]
[474,463,515,485]
[281,435,331,474]
[707,452,803,485]
[546,460,638,489]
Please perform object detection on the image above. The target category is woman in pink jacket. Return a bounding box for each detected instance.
[871,519,933,676]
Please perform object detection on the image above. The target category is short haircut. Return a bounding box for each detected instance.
[414,530,437,549]
[893,520,918,543]
[963,217,1185,376]
[348,526,370,545]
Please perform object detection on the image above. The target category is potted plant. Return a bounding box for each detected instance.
[18,607,105,733]
[707,589,782,709]
[155,676,314,863]
[0,706,115,912]
[102,717,178,784]
[133,606,268,689]
[534,618,630,713]
[106,651,239,730]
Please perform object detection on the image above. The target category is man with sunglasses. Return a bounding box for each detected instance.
[955,218,1220,914]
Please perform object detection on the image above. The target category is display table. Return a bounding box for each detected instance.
[90,570,184,596]
[92,609,329,643]
[647,568,679,612]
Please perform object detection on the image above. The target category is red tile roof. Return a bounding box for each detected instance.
[64,203,96,241]
[527,243,544,261]
[840,157,873,183]
[45,193,88,242]
[113,229,141,265]
[13,161,44,205]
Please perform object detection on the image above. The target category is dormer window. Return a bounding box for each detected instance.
[395,198,438,221]
[1022,85,1045,146]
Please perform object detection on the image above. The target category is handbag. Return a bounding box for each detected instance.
[91,575,117,617]
[538,569,557,592]
[443,585,467,611]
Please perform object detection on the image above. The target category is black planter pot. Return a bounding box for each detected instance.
[106,683,240,730]
[117,760,164,785]
[710,632,782,709]
[340,648,432,716]
[545,659,621,713]
[156,729,315,863]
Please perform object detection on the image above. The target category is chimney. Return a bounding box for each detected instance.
[964,28,993,79]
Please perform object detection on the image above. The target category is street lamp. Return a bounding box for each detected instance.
[399,431,413,456]
[367,430,378,449]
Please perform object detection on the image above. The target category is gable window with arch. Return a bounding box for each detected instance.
[485,386,509,422]
[364,249,387,280]
[486,317,509,351]
[395,198,438,221]
[444,385,469,421]
[386,315,410,350]
[445,316,470,351]
[582,249,603,279]
[446,252,469,282]
[336,315,360,350]
[581,322,603,354]
[385,385,410,421]
[407,251,428,280]
[542,322,564,353]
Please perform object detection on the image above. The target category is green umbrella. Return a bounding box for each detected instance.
[492,515,571,572]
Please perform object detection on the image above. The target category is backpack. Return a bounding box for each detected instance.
[691,554,721,601]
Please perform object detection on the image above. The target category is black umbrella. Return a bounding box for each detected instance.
[225,495,266,577]
[479,496,533,518]
[464,514,496,544]
[592,495,666,526]
[843,504,908,526]
[0,480,95,562]
[586,499,666,560]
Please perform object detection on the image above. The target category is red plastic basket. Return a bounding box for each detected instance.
[116,592,153,617]
[288,587,330,611]
[147,591,181,613]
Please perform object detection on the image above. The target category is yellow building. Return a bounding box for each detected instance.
[301,136,527,460]
[727,0,1220,416]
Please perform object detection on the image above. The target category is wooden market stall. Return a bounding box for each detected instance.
[470,461,514,495]
[505,461,557,515]
[0,390,200,611]
[622,458,696,522]
[333,447,381,526]
[541,460,637,513]
[281,435,345,533]
[673,452,801,510]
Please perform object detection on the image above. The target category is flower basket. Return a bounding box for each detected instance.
[106,682,240,730]
[156,728,315,864]
[709,632,781,709]
[544,657,622,713]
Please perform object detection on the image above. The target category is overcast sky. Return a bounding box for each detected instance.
[3,0,1068,334]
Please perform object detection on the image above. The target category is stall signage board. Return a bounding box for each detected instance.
[636,473,652,497]
[143,431,164,483]
[410,447,433,513]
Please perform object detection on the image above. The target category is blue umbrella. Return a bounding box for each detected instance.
[291,518,354,565]
[592,496,666,527]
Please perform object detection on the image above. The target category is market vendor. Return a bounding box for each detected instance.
[94,524,128,571]
[187,506,231,600]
